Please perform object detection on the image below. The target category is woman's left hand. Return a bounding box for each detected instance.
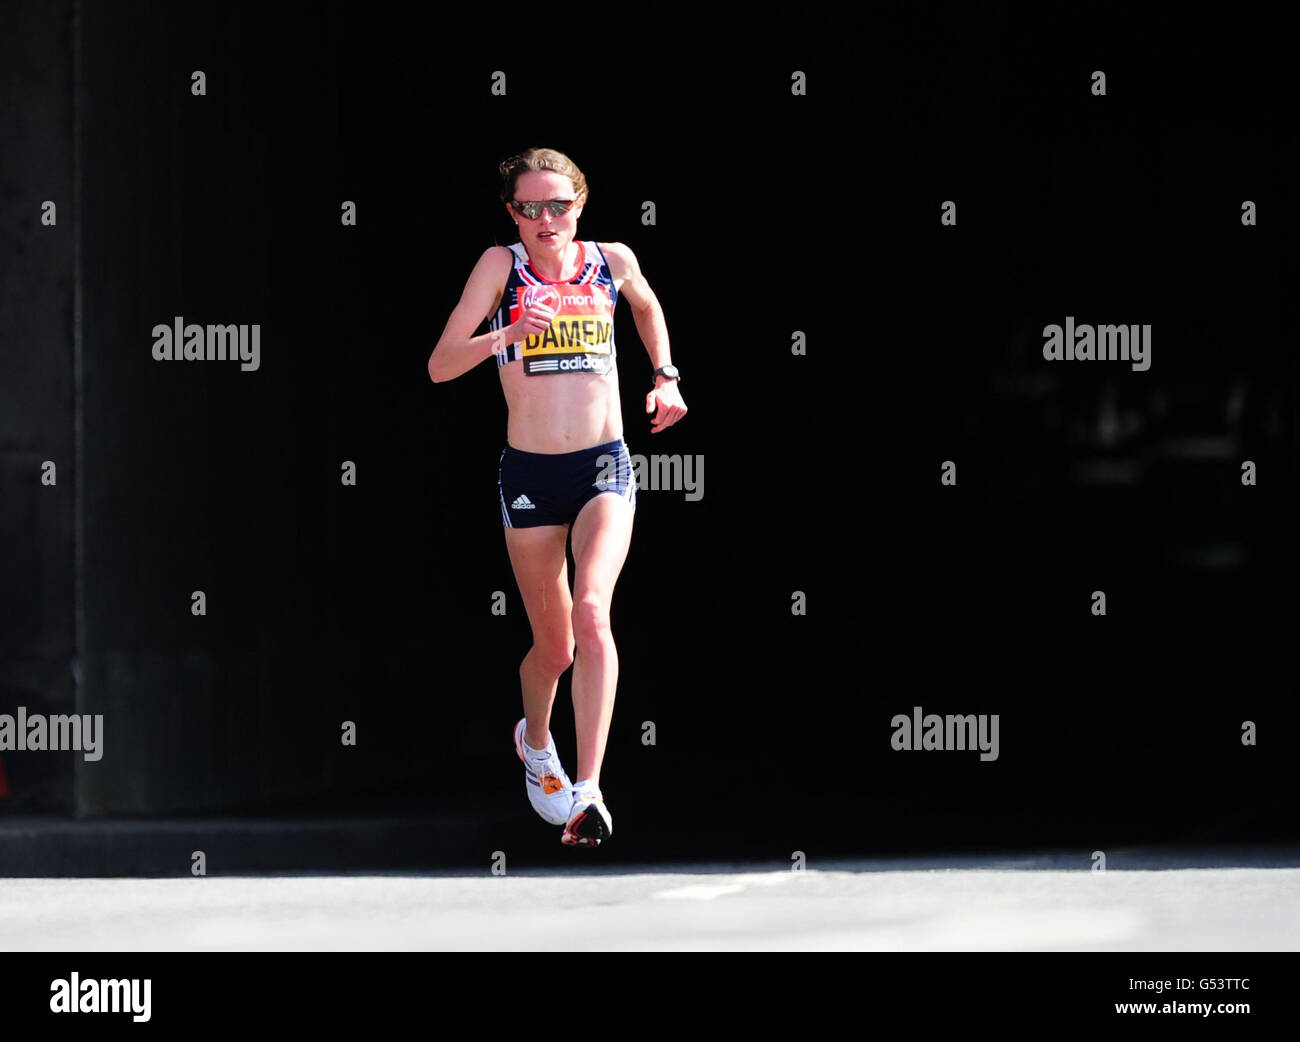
[646,380,687,433]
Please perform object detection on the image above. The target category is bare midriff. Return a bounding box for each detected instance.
[498,361,623,454]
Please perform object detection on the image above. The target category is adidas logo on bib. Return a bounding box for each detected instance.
[512,495,535,510]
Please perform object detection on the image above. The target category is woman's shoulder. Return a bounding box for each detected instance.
[474,243,518,277]
[594,241,632,279]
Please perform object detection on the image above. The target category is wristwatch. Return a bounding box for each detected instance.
[653,365,680,383]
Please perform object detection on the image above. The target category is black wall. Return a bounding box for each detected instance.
[2,2,1296,860]
[1,0,75,811]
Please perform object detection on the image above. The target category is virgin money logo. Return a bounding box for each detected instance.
[522,286,560,311]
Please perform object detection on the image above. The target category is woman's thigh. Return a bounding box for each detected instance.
[503,523,574,648]
[570,493,635,608]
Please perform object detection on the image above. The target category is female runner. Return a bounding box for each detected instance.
[428,147,686,846]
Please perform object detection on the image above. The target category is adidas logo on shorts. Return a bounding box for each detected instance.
[512,495,535,510]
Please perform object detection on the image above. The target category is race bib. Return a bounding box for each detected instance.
[515,283,615,375]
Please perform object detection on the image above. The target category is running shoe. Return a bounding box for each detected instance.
[513,717,574,826]
[561,779,613,847]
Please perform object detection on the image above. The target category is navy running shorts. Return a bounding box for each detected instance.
[498,437,637,528]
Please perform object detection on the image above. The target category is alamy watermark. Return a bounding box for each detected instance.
[152,316,260,371]
[1043,316,1150,371]
[50,974,150,1022]
[596,452,703,501]
[0,707,103,761]
[891,705,999,761]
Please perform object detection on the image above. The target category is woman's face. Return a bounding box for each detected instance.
[507,171,584,257]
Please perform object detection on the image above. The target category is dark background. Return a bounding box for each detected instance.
[1,2,1295,863]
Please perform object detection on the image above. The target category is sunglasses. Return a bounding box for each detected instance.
[511,198,577,219]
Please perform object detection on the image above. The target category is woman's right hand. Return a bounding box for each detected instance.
[506,303,556,346]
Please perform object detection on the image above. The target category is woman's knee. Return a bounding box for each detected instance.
[571,595,612,650]
[527,636,575,676]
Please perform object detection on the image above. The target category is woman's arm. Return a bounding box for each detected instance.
[601,242,686,432]
[428,247,512,383]
[601,241,673,376]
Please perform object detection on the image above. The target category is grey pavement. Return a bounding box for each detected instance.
[2,853,1298,950]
